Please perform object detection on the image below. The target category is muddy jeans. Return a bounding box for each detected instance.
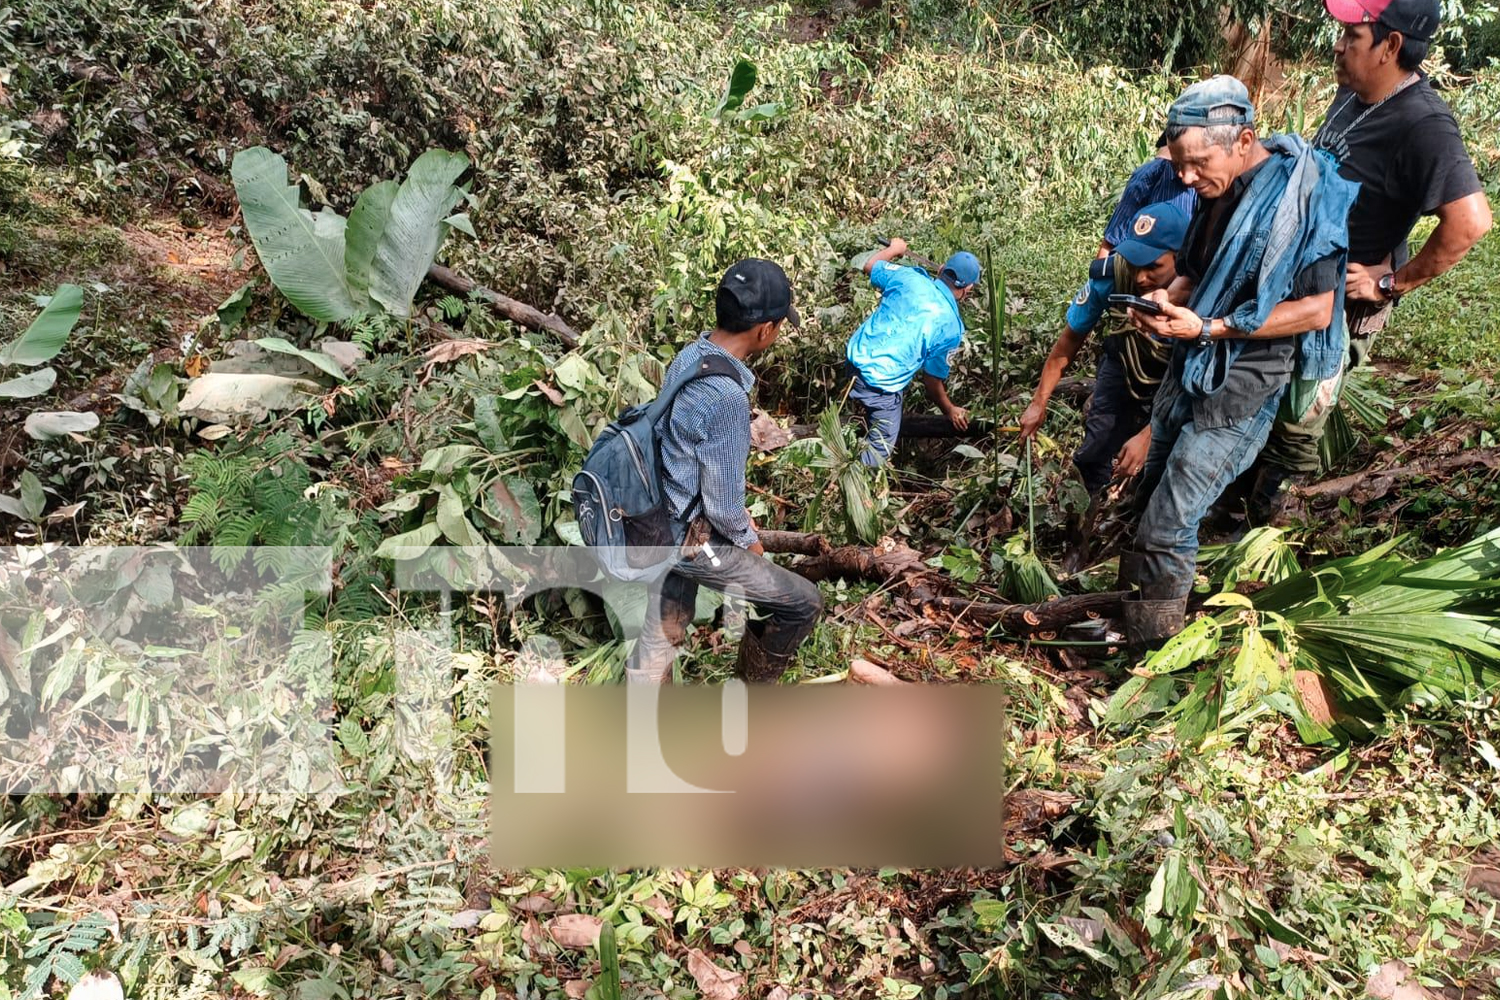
[630,529,824,682]
[1131,378,1286,599]
[1257,300,1392,474]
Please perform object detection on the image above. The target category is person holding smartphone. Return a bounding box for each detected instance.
[1019,201,1190,497]
[1118,76,1357,649]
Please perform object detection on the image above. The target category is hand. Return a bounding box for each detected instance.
[747,540,766,557]
[1129,290,1208,340]
[886,236,908,257]
[1018,400,1046,440]
[1345,262,1391,303]
[1113,428,1151,479]
[945,404,970,431]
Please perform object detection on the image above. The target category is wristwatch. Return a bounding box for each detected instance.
[1378,271,1398,300]
[1196,316,1214,348]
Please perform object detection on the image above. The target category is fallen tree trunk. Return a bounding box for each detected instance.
[757,530,832,556]
[785,539,930,584]
[426,264,580,349]
[1297,447,1500,502]
[924,592,1124,634]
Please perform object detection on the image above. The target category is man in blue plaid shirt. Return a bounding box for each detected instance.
[629,260,824,685]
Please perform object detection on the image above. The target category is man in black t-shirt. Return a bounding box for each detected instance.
[1241,0,1493,521]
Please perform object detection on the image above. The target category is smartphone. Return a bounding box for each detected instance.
[1108,293,1165,316]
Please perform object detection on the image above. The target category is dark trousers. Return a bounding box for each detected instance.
[1074,348,1154,496]
[632,535,824,681]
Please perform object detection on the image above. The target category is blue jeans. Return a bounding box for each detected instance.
[1132,378,1286,599]
[632,531,824,681]
[846,365,903,467]
[1074,348,1153,496]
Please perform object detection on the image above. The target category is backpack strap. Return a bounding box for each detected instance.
[653,352,749,528]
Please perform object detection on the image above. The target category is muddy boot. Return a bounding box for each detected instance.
[1247,465,1306,527]
[735,629,795,683]
[1121,593,1187,651]
[1115,549,1144,591]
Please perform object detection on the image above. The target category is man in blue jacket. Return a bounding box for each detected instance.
[845,239,981,466]
[1120,76,1358,646]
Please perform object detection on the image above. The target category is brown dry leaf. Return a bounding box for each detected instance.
[686,949,745,1000]
[562,981,592,1000]
[512,893,558,914]
[424,338,493,367]
[643,893,674,920]
[1367,960,1439,1000]
[766,988,793,1000]
[379,456,410,472]
[520,916,545,953]
[534,380,565,406]
[184,355,209,377]
[750,408,794,452]
[1292,669,1340,727]
[733,939,753,957]
[546,913,603,949]
[849,658,907,686]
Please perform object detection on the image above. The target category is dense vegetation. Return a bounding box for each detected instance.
[1,1,1499,998]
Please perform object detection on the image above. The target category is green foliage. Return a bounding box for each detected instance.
[231,146,469,323]
[0,283,81,400]
[1125,527,1500,743]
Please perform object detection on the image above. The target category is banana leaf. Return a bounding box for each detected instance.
[231,147,361,322]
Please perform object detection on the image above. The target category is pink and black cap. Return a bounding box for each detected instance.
[1324,0,1441,40]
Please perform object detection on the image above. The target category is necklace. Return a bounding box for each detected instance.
[1315,72,1420,154]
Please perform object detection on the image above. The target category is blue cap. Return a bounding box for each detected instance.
[940,251,981,288]
[1113,202,1190,267]
[1166,75,1256,129]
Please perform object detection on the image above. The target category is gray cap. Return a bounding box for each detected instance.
[1166,75,1256,129]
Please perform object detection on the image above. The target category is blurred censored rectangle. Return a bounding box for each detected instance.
[0,546,335,794]
[491,683,1005,868]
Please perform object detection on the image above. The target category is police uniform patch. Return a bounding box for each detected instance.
[1133,214,1157,237]
[1073,286,1090,306]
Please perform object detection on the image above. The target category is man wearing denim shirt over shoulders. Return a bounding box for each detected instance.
[1119,76,1357,647]
[845,238,981,466]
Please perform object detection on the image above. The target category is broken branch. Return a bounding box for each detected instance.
[1297,447,1500,503]
[925,592,1124,634]
[426,264,580,349]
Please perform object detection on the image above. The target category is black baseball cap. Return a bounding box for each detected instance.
[1325,0,1441,40]
[716,258,801,331]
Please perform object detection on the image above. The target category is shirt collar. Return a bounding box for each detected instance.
[697,331,756,388]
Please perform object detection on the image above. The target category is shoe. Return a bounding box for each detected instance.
[1121,593,1187,650]
[735,629,795,683]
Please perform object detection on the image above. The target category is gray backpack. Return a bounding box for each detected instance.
[571,353,743,582]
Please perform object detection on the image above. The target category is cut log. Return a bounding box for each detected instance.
[925,592,1124,634]
[425,264,580,349]
[758,530,832,556]
[1297,447,1500,503]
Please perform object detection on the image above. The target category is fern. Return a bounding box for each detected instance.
[19,914,111,1000]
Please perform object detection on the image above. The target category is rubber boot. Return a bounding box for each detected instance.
[1247,465,1307,527]
[735,629,795,683]
[1115,550,1144,591]
[1121,593,1187,651]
